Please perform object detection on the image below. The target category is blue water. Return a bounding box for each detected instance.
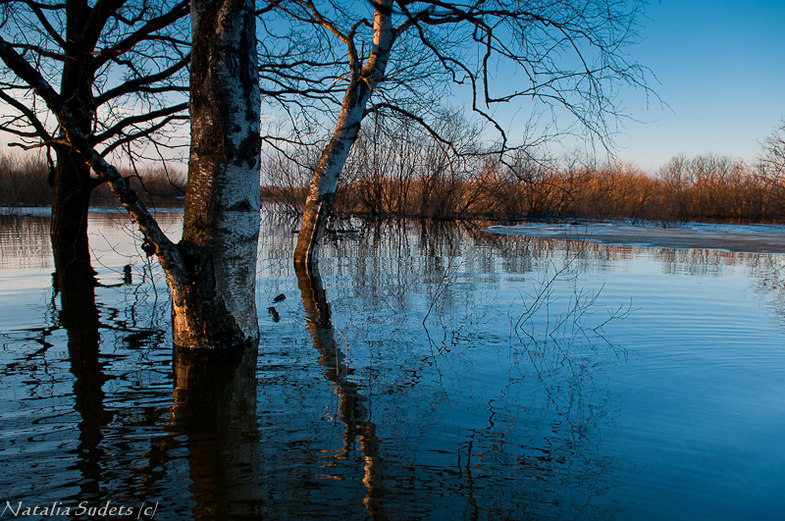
[2,211,785,520]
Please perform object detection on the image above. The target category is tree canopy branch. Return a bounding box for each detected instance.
[0,34,186,279]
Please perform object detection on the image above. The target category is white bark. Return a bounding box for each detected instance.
[295,0,395,265]
[0,0,262,350]
[174,0,262,349]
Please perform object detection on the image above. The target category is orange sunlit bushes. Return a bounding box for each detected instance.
[4,147,782,223]
[267,154,785,224]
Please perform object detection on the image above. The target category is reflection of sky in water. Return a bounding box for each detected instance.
[1,210,785,520]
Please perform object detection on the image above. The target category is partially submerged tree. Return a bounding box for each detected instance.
[0,0,262,349]
[0,0,190,284]
[174,0,261,348]
[267,0,650,265]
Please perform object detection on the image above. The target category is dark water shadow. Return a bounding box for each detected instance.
[14,211,779,519]
[40,240,169,518]
[52,256,167,515]
[51,241,111,511]
[168,346,265,520]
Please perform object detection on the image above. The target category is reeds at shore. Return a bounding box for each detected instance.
[0,151,186,208]
[264,154,785,224]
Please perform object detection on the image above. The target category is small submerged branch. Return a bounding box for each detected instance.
[509,248,629,385]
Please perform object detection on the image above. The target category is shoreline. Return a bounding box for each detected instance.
[5,205,785,254]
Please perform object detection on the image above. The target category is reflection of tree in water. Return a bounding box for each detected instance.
[296,262,386,520]
[54,245,176,516]
[2,212,391,519]
[293,220,626,519]
[747,254,785,323]
[0,213,52,269]
[168,346,265,520]
[57,261,109,509]
[10,212,785,519]
[655,247,765,277]
[0,222,175,516]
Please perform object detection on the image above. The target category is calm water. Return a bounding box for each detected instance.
[2,209,785,520]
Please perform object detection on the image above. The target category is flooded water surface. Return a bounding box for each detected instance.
[2,210,785,520]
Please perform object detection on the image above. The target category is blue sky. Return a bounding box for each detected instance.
[615,0,785,170]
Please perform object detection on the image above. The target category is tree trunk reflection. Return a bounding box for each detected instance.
[295,263,387,520]
[169,346,264,520]
[53,241,109,504]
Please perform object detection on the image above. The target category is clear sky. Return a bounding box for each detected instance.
[615,0,785,171]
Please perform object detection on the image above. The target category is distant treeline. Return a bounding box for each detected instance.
[262,118,785,224]
[3,124,785,224]
[0,151,186,208]
[261,154,785,223]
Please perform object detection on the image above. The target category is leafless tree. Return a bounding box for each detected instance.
[0,0,263,349]
[260,0,651,265]
[759,120,785,212]
[337,110,486,218]
[0,0,189,286]
[763,121,785,175]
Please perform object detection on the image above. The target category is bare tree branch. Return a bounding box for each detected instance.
[0,34,186,279]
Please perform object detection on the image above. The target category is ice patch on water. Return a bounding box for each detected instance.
[487,220,785,253]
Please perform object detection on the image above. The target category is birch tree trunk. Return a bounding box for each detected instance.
[170,0,262,349]
[294,0,394,266]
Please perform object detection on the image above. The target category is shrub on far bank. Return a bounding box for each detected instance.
[0,152,50,205]
[265,153,785,225]
[0,149,186,207]
[4,144,784,225]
